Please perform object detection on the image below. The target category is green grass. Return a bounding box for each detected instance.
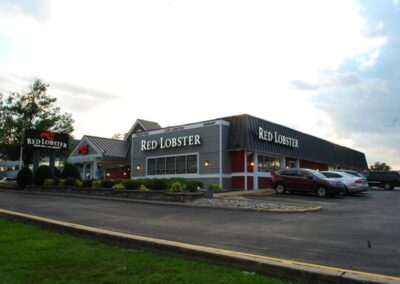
[0,218,299,284]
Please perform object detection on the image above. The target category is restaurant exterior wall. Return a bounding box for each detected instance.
[131,120,231,188]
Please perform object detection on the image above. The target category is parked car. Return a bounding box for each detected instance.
[0,177,17,184]
[337,170,366,178]
[271,168,345,198]
[363,171,400,190]
[320,171,369,194]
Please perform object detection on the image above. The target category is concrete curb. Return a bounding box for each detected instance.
[0,189,320,213]
[0,208,399,284]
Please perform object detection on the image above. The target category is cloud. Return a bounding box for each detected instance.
[0,0,51,22]
[303,0,400,168]
[50,81,121,112]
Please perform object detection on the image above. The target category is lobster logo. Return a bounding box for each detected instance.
[40,132,55,140]
[78,145,89,155]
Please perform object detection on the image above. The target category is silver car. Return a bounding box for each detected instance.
[321,171,369,194]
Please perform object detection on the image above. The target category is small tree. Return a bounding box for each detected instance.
[370,162,391,171]
[16,167,33,188]
[34,165,53,185]
[62,164,81,179]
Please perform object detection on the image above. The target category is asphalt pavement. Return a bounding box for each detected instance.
[0,189,399,277]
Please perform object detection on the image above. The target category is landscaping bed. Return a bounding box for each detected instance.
[23,186,209,202]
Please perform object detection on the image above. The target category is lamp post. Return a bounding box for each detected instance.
[18,101,27,170]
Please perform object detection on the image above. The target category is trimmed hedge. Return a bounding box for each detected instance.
[62,164,81,180]
[16,167,33,188]
[34,165,53,186]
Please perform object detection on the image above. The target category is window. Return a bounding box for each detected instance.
[258,155,281,172]
[157,157,166,174]
[148,159,156,175]
[176,156,187,174]
[187,155,197,173]
[166,157,175,174]
[147,154,198,175]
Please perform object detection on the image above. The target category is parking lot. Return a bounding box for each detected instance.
[0,188,399,277]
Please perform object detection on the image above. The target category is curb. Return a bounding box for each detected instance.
[0,208,399,284]
[0,189,320,213]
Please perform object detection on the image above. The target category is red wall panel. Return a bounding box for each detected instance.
[231,151,244,172]
[258,177,271,189]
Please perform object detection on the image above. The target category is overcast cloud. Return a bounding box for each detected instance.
[292,0,400,168]
[0,0,399,168]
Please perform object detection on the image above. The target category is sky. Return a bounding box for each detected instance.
[0,0,399,169]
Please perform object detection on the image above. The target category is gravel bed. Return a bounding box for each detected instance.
[191,198,316,210]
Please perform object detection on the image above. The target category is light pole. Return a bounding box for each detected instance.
[18,101,27,170]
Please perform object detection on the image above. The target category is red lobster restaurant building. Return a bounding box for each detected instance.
[68,114,368,190]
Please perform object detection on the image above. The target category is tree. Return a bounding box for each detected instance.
[0,79,74,161]
[111,132,127,140]
[370,161,391,171]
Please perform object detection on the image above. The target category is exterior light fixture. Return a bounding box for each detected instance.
[136,164,142,171]
[250,162,254,166]
[204,160,210,167]
[106,172,110,177]
[123,172,127,176]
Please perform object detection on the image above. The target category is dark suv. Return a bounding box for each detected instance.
[271,168,345,198]
[364,171,400,190]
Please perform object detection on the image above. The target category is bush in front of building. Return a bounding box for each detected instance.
[208,183,222,192]
[65,178,77,186]
[121,179,138,190]
[16,166,33,188]
[112,183,125,190]
[43,179,54,186]
[139,184,149,191]
[82,179,92,188]
[101,180,115,188]
[62,164,81,180]
[34,165,53,185]
[136,178,153,189]
[186,181,203,192]
[167,177,187,189]
[169,181,183,192]
[92,180,101,188]
[152,179,168,190]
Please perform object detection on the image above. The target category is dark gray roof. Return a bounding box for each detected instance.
[136,119,161,131]
[85,135,129,159]
[223,114,368,170]
[125,119,161,140]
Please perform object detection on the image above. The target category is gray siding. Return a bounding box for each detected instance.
[131,124,223,178]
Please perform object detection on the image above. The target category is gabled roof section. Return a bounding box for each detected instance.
[124,119,161,140]
[85,135,129,158]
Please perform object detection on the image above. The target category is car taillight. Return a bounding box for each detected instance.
[355,179,363,184]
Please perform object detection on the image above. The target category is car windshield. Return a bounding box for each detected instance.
[307,169,327,179]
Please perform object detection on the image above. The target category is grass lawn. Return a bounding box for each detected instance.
[0,218,299,284]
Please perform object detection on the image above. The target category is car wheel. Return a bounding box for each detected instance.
[275,184,285,194]
[383,183,393,190]
[316,187,327,198]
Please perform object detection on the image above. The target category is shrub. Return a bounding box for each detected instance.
[167,177,187,189]
[186,181,203,192]
[75,180,83,187]
[82,179,92,188]
[44,179,54,186]
[62,163,81,179]
[112,183,125,190]
[54,167,62,178]
[65,178,76,186]
[34,165,53,186]
[92,180,101,188]
[121,179,138,190]
[169,181,183,192]
[152,179,168,190]
[139,184,149,191]
[59,179,66,186]
[16,167,33,188]
[208,183,222,192]
[136,178,154,189]
[101,180,115,188]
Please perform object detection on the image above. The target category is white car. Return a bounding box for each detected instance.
[0,177,17,184]
[321,171,369,194]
